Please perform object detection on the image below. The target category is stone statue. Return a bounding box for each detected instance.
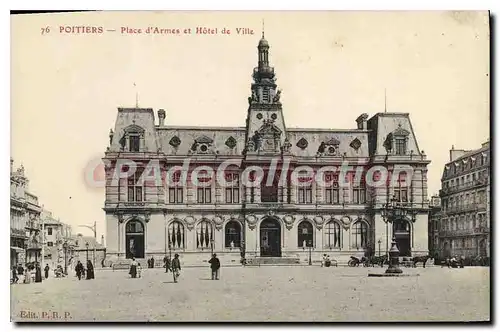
[252,90,258,102]
[282,138,292,153]
[246,139,255,152]
[273,89,282,103]
[253,131,262,150]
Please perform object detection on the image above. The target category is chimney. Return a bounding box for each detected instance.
[449,146,467,162]
[10,158,13,173]
[158,109,166,126]
[355,113,369,130]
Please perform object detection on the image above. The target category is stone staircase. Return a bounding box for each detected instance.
[245,257,301,266]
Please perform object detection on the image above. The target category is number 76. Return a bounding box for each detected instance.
[41,26,50,35]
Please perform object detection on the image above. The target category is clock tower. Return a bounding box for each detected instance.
[244,32,290,156]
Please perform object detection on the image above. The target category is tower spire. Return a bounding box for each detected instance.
[384,88,387,113]
[262,19,265,38]
[134,82,139,108]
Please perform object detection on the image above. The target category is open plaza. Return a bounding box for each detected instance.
[10,265,490,322]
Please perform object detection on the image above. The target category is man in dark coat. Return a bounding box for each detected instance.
[171,254,181,283]
[34,263,42,283]
[44,264,50,279]
[208,254,221,280]
[150,257,155,269]
[164,256,171,273]
[12,266,18,283]
[86,260,95,279]
[17,264,24,277]
[75,261,84,280]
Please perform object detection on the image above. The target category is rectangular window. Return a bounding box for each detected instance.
[197,187,212,204]
[224,172,240,203]
[127,167,144,202]
[47,228,52,235]
[324,172,339,204]
[47,242,53,247]
[129,134,140,152]
[168,170,184,204]
[298,185,313,204]
[395,138,406,155]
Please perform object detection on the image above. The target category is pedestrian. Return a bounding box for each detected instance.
[75,261,84,280]
[24,266,31,284]
[17,264,24,277]
[44,264,50,279]
[171,254,181,283]
[150,256,155,269]
[208,254,221,280]
[164,256,171,273]
[137,263,142,278]
[35,263,42,283]
[86,260,95,280]
[129,257,138,278]
[11,266,18,284]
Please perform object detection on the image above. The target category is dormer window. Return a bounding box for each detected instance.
[129,134,140,152]
[120,124,145,152]
[395,137,406,155]
[385,124,410,155]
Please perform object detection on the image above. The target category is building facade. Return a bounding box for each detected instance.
[10,159,42,266]
[42,209,74,269]
[438,141,490,259]
[103,36,431,265]
[428,195,441,257]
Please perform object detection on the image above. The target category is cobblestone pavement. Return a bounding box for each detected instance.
[11,266,490,322]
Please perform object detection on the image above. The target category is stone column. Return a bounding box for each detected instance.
[215,182,223,204]
[255,184,261,203]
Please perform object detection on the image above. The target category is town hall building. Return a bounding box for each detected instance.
[103,34,431,265]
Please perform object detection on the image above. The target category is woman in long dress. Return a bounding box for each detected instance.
[129,257,138,278]
[86,260,95,280]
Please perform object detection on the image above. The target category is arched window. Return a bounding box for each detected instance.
[168,220,185,249]
[126,220,144,233]
[351,221,368,249]
[225,221,241,248]
[324,221,341,249]
[297,220,313,247]
[196,220,213,249]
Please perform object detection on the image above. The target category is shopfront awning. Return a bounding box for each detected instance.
[10,246,25,252]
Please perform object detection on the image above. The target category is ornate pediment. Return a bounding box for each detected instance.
[124,124,145,133]
[393,124,410,137]
[195,135,214,144]
[325,137,340,146]
[258,120,282,136]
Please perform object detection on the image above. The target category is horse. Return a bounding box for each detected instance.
[412,255,430,268]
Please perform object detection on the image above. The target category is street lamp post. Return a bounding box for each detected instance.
[380,195,417,274]
[210,239,215,256]
[79,221,97,267]
[308,240,312,266]
[63,241,68,275]
[168,241,172,260]
[378,239,382,257]
[85,242,89,262]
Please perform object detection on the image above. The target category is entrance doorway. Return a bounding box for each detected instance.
[126,220,145,259]
[260,218,281,257]
[393,219,411,257]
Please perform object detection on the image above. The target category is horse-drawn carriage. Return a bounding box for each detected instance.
[347,254,431,268]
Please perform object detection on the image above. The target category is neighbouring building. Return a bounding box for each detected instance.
[103,35,431,265]
[10,159,42,266]
[42,210,74,269]
[428,195,441,257]
[438,141,490,260]
[72,234,106,268]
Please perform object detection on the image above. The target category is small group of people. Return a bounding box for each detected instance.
[444,256,465,268]
[147,257,156,268]
[11,263,44,284]
[162,254,182,282]
[75,260,95,280]
[321,254,333,267]
[129,258,143,278]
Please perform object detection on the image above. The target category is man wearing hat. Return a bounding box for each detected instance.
[171,254,181,283]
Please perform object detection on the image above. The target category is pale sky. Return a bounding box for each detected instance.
[11,11,490,238]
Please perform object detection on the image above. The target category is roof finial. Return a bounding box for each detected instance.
[134,82,138,108]
[384,88,387,113]
[262,19,265,38]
